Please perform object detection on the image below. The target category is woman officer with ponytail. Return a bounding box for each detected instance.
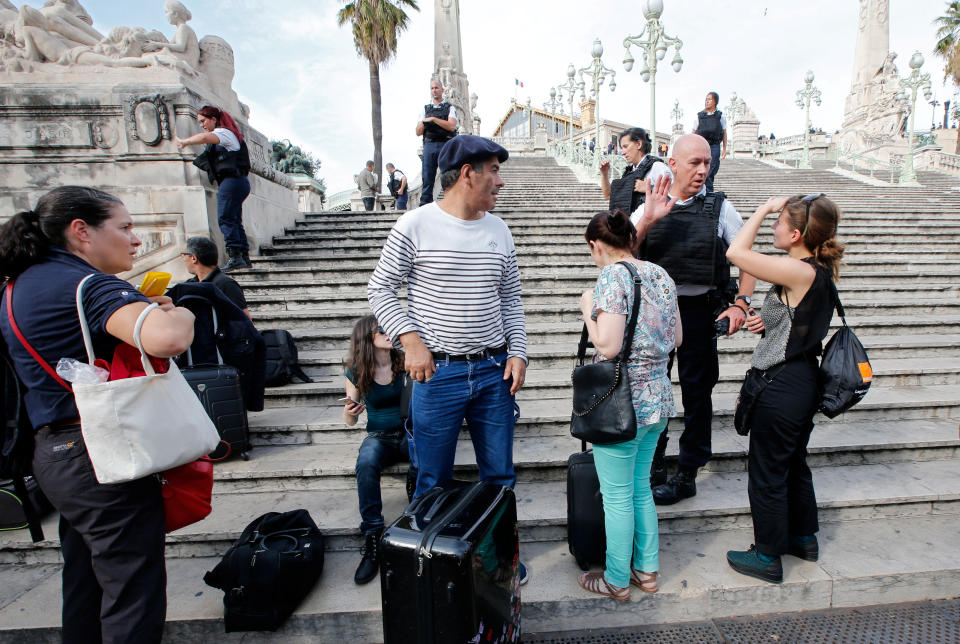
[724,193,844,584]
[0,187,196,643]
[175,105,252,272]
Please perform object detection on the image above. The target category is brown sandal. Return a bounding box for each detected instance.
[630,569,658,594]
[578,572,630,601]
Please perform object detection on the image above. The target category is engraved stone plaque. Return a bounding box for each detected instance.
[134,102,162,146]
[0,121,94,149]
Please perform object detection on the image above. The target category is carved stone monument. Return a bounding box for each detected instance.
[434,0,473,134]
[0,0,300,281]
[838,0,908,157]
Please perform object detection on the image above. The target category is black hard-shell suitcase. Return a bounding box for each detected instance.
[567,440,606,571]
[183,363,251,460]
[380,480,521,644]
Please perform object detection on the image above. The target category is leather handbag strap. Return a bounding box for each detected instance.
[576,261,643,365]
[5,282,72,392]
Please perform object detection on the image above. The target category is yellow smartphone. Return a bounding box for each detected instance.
[138,271,172,297]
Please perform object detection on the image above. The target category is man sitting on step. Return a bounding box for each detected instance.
[631,133,757,505]
[368,135,529,583]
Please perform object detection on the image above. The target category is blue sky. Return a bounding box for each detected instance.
[23,0,960,193]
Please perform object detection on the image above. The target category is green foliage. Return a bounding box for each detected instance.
[934,1,960,85]
[336,0,419,66]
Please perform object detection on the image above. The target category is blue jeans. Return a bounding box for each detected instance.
[217,175,251,251]
[356,432,409,534]
[396,193,408,210]
[594,419,668,587]
[420,141,445,206]
[362,196,375,211]
[409,352,518,497]
[706,142,722,192]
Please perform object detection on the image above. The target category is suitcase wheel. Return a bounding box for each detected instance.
[241,451,250,461]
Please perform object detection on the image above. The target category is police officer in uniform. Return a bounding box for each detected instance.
[416,78,458,206]
[632,134,756,505]
[693,92,727,193]
[600,127,672,215]
[385,163,408,211]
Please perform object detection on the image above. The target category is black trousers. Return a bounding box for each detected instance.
[748,360,821,556]
[32,426,167,644]
[655,293,720,470]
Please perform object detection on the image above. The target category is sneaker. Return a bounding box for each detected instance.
[354,528,383,585]
[787,535,819,562]
[222,248,246,273]
[726,545,783,584]
[517,561,529,586]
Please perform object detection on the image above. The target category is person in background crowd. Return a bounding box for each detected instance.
[343,315,411,585]
[385,163,408,211]
[576,209,681,601]
[600,127,672,215]
[631,134,756,506]
[368,135,529,583]
[692,92,726,192]
[0,186,196,644]
[181,236,250,317]
[724,194,843,584]
[416,78,458,206]
[357,160,378,212]
[175,105,252,272]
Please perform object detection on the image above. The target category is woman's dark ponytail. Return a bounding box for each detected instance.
[0,186,122,279]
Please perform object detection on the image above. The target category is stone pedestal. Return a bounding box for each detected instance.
[291,174,325,212]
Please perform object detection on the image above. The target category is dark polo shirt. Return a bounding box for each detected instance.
[0,247,150,428]
[186,267,247,311]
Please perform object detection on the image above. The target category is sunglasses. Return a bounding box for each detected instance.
[799,193,825,238]
[375,326,386,334]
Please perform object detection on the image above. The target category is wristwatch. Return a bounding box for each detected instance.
[735,295,751,307]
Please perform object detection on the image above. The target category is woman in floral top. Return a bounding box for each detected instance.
[577,209,681,601]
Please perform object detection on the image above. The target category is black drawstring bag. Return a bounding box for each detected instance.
[819,282,872,418]
[570,262,641,445]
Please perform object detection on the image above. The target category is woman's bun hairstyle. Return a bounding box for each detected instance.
[585,209,637,252]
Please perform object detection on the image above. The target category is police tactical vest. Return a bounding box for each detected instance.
[640,191,731,288]
[609,155,664,214]
[697,110,724,145]
[388,170,403,196]
[203,140,251,183]
[423,103,455,143]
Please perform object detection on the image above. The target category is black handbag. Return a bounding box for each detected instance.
[570,262,642,445]
[819,282,872,418]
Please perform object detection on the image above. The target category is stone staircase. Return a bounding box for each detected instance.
[0,156,958,641]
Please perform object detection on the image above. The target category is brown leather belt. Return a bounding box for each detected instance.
[37,418,82,431]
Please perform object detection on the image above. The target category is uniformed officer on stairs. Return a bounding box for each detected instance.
[599,127,672,214]
[630,133,756,505]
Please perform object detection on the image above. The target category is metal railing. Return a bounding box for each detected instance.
[550,140,626,179]
[831,148,901,184]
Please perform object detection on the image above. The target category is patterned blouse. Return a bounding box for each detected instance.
[591,261,678,426]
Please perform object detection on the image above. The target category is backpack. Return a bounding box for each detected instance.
[261,330,312,386]
[819,283,872,418]
[203,509,325,632]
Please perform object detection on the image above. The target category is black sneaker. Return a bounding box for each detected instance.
[726,545,783,584]
[652,468,696,505]
[354,528,383,585]
[222,248,246,273]
[787,535,819,562]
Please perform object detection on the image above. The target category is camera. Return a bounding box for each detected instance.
[713,317,730,338]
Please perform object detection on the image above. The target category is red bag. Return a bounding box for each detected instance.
[161,457,214,533]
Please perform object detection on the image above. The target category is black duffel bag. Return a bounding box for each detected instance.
[819,283,872,418]
[570,262,641,445]
[204,509,325,632]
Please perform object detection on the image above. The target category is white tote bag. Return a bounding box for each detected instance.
[72,275,220,484]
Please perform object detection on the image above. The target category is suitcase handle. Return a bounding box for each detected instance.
[423,488,460,523]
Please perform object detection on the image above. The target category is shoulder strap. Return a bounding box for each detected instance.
[616,261,643,363]
[827,278,847,326]
[5,282,72,392]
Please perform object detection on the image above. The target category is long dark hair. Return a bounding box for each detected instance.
[343,315,403,399]
[0,186,123,279]
[585,209,637,253]
[781,194,844,280]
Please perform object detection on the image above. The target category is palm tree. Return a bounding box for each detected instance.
[338,0,419,193]
[934,1,960,151]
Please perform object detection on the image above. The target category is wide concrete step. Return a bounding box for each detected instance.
[245,383,960,446]
[2,512,956,642]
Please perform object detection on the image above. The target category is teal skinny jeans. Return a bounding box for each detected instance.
[593,418,668,588]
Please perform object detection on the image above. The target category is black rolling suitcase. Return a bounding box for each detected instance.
[181,307,251,460]
[380,480,521,644]
[567,440,606,571]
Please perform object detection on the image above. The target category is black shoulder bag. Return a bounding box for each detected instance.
[819,281,872,418]
[570,262,641,445]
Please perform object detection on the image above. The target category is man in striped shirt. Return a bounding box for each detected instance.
[368,135,527,504]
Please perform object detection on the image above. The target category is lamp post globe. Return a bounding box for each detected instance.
[909,51,924,70]
[804,70,815,84]
[641,0,664,19]
[592,38,604,58]
[623,51,635,72]
[567,64,576,79]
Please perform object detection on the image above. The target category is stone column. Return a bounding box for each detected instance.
[434,0,473,132]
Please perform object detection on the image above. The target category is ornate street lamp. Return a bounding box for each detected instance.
[795,70,822,169]
[559,64,579,144]
[544,87,561,139]
[576,38,616,170]
[899,51,933,183]
[622,0,683,148]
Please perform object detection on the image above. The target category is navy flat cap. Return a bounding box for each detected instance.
[438,135,509,173]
